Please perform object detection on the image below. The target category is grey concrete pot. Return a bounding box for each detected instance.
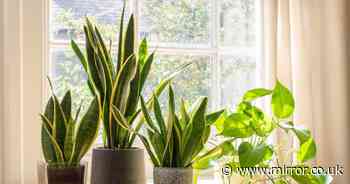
[154,167,193,184]
[91,147,146,184]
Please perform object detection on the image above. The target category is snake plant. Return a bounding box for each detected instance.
[41,89,100,168]
[71,3,183,149]
[126,85,235,168]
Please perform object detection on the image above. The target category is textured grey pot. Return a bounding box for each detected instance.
[91,147,146,184]
[154,167,193,184]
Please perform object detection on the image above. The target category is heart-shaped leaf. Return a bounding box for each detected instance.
[271,81,295,119]
[222,113,254,138]
[238,142,273,167]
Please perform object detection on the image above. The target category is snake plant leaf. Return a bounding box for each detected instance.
[95,28,113,92]
[139,53,154,91]
[141,97,159,133]
[40,114,56,163]
[138,38,148,65]
[44,97,55,132]
[148,128,165,165]
[125,63,140,117]
[179,99,190,129]
[116,3,125,72]
[128,71,182,145]
[153,94,166,137]
[43,124,64,163]
[112,55,137,113]
[71,98,100,163]
[243,88,272,102]
[153,63,192,97]
[172,122,182,167]
[64,119,75,162]
[271,80,295,119]
[84,25,103,94]
[95,26,112,68]
[70,40,87,72]
[111,105,131,130]
[182,97,208,166]
[124,14,135,63]
[53,96,67,151]
[60,91,72,122]
[138,133,160,167]
[162,86,176,165]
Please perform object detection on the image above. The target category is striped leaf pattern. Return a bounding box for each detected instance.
[41,90,100,167]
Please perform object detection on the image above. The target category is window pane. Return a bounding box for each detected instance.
[143,54,212,108]
[139,0,211,47]
[219,0,256,47]
[220,55,256,109]
[50,0,129,41]
[50,47,92,112]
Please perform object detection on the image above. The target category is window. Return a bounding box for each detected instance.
[49,0,262,182]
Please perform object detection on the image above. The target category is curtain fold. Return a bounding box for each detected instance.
[263,0,350,183]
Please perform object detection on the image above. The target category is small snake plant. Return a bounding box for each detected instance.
[40,87,100,168]
[122,85,235,168]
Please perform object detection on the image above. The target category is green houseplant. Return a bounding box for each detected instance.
[70,3,185,183]
[38,86,100,184]
[215,81,332,184]
[118,85,234,184]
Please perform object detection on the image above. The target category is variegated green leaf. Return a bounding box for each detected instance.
[64,119,75,162]
[71,99,100,163]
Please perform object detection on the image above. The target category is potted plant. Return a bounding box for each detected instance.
[70,3,187,183]
[38,87,100,184]
[214,81,332,184]
[118,85,234,184]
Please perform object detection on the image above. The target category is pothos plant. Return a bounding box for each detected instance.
[71,3,183,149]
[41,86,100,168]
[215,81,332,184]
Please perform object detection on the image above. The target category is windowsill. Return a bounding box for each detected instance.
[147,179,215,184]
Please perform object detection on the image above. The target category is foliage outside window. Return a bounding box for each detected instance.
[49,0,261,181]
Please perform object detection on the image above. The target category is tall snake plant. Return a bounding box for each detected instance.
[126,85,235,168]
[71,4,181,149]
[41,88,100,168]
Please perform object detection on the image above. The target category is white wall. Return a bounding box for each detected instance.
[2,0,44,183]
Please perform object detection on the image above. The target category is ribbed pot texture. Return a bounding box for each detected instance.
[37,162,85,184]
[153,167,193,184]
[91,147,146,184]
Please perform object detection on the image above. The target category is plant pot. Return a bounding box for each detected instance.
[91,147,146,184]
[37,161,87,184]
[153,167,193,184]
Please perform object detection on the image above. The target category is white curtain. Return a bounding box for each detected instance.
[263,0,350,183]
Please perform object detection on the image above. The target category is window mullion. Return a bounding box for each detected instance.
[211,0,221,109]
[132,0,140,47]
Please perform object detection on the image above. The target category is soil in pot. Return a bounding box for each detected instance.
[91,147,146,184]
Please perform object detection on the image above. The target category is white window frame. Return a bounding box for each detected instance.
[0,0,264,183]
